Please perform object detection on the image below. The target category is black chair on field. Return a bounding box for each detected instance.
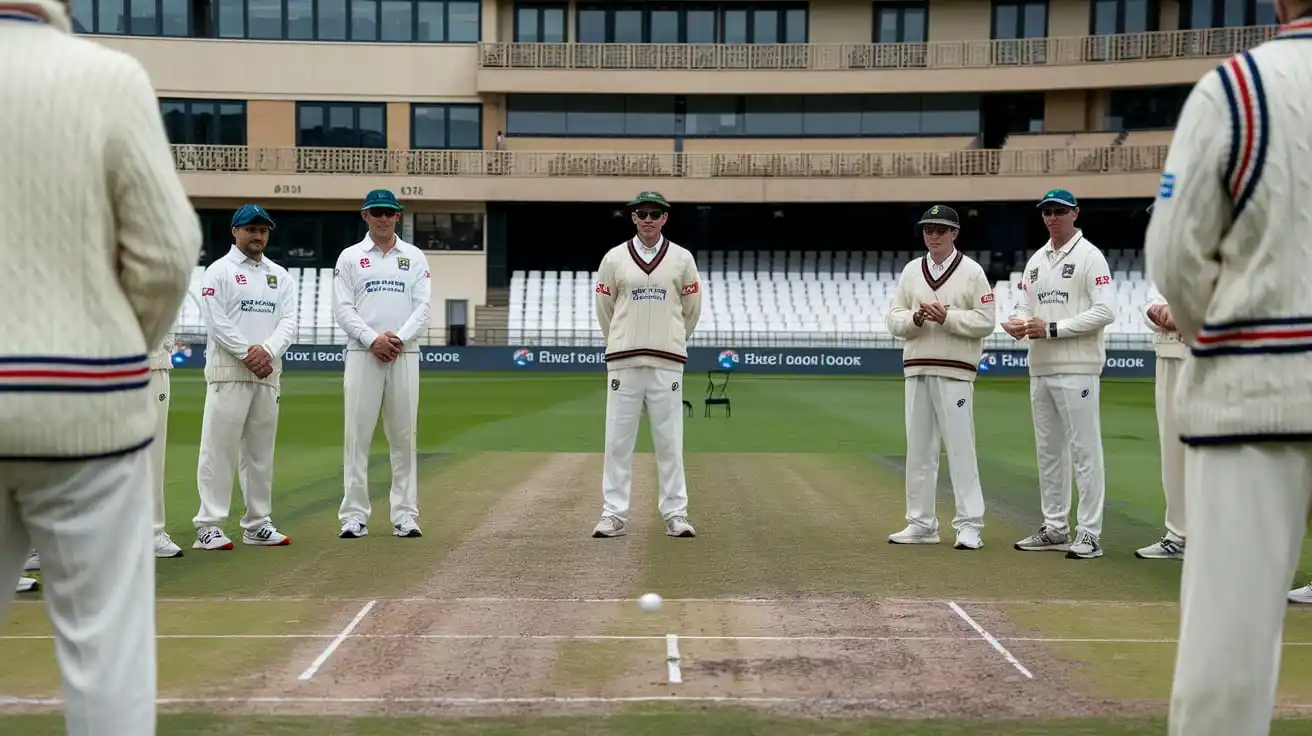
[704,370,731,417]
[682,399,693,417]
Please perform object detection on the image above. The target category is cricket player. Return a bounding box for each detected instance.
[149,332,184,558]
[1136,290,1187,561]
[15,576,38,594]
[1145,12,1312,733]
[591,191,702,539]
[885,205,996,550]
[0,0,201,731]
[192,204,298,550]
[1003,189,1116,560]
[334,189,432,540]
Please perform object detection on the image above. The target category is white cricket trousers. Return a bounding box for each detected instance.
[0,449,157,736]
[149,369,170,534]
[1169,443,1312,736]
[340,350,420,526]
[193,380,281,531]
[902,375,985,535]
[602,365,689,522]
[1154,357,1186,540]
[1030,373,1105,538]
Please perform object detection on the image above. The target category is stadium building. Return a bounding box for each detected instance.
[80,0,1275,350]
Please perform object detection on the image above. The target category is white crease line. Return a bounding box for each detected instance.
[297,600,375,681]
[7,596,1221,606]
[947,601,1034,680]
[0,695,862,707]
[666,634,683,684]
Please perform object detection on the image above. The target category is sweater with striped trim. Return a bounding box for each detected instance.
[886,251,997,382]
[594,236,703,371]
[0,0,200,460]
[1145,16,1312,445]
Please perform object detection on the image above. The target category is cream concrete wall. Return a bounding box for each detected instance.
[423,251,488,330]
[1044,90,1092,132]
[925,0,991,41]
[681,137,977,152]
[247,101,295,147]
[811,0,872,44]
[387,102,411,149]
[505,138,677,152]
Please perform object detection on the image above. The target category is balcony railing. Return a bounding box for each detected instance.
[171,144,1169,178]
[171,325,1156,351]
[479,25,1276,70]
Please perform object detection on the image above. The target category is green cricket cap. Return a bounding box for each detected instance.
[627,191,670,209]
[1037,189,1078,208]
[361,189,403,211]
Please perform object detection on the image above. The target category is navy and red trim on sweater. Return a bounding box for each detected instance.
[903,358,977,373]
[0,354,151,393]
[1217,51,1269,219]
[1190,316,1312,357]
[604,348,687,364]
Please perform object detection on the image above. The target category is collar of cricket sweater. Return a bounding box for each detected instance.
[1277,16,1312,38]
[0,0,72,32]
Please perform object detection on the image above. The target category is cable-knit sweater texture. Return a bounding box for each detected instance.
[0,0,201,459]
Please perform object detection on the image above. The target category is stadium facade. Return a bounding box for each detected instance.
[80,0,1274,351]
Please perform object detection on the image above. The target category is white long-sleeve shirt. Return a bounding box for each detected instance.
[1145,20,1312,444]
[199,245,298,387]
[333,236,432,352]
[1012,230,1117,376]
[0,0,200,460]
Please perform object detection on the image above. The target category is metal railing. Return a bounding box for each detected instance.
[478,25,1276,71]
[171,144,1169,179]
[171,325,1155,352]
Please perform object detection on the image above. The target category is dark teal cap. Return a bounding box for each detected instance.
[1037,189,1078,208]
[362,189,403,211]
[627,191,671,209]
[231,204,275,228]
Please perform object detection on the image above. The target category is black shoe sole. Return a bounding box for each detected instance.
[394,530,422,538]
[339,531,366,539]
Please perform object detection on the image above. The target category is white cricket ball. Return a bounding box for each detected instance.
[638,593,662,612]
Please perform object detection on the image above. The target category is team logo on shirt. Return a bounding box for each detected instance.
[1094,275,1110,286]
[201,287,215,297]
[595,282,611,296]
[1061,264,1075,278]
[681,281,699,296]
[610,378,620,391]
[1028,268,1038,283]
[235,274,247,286]
[397,257,411,271]
[672,382,680,391]
[981,293,994,304]
[360,258,371,269]
[267,274,278,289]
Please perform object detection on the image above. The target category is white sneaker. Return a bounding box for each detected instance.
[888,524,941,545]
[1014,525,1071,552]
[1135,535,1184,560]
[1065,530,1103,559]
[393,516,422,538]
[592,515,628,538]
[16,576,38,594]
[23,551,39,572]
[1290,584,1312,604]
[193,526,234,551]
[954,528,983,550]
[339,518,368,539]
[665,516,696,538]
[154,531,184,558]
[244,522,291,546]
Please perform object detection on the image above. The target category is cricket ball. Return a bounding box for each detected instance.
[638,592,662,612]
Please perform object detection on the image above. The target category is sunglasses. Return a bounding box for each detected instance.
[1041,207,1072,218]
[366,208,398,218]
[633,209,665,221]
[922,225,952,235]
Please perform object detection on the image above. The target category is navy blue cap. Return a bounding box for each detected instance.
[1037,189,1078,208]
[231,204,275,228]
[361,189,403,211]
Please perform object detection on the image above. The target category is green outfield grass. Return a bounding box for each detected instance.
[3,370,1311,734]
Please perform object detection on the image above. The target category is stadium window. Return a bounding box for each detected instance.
[991,0,1047,38]
[515,4,566,42]
[1105,86,1191,129]
[247,0,282,38]
[318,0,348,38]
[573,3,802,44]
[873,2,927,43]
[743,96,804,136]
[1090,0,1158,34]
[649,7,679,42]
[624,95,678,136]
[412,104,483,149]
[159,99,248,145]
[413,213,485,251]
[287,0,313,37]
[296,103,387,148]
[1178,0,1275,27]
[686,7,715,42]
[685,96,743,136]
[802,96,863,136]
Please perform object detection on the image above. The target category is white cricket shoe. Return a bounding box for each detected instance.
[1290,584,1312,604]
[16,576,38,594]
[592,515,628,538]
[888,524,941,545]
[193,526,234,551]
[954,528,983,550]
[339,518,368,539]
[393,516,422,538]
[1065,530,1104,559]
[244,523,291,546]
[665,516,696,538]
[23,551,39,572]
[154,531,184,558]
[1014,525,1071,552]
[1135,535,1184,560]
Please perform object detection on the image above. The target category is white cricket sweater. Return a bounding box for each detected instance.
[1145,21,1312,444]
[200,245,298,387]
[1012,231,1117,376]
[886,251,997,382]
[333,237,432,352]
[595,236,702,370]
[149,333,175,371]
[1141,296,1188,360]
[0,0,200,461]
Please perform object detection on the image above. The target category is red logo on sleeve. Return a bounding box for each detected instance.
[360,258,371,269]
[981,292,994,304]
[234,274,246,285]
[201,287,215,297]
[681,281,700,296]
[425,271,430,278]
[1095,275,1110,286]
[595,282,611,296]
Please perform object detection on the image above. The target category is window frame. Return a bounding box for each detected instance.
[572,2,806,43]
[410,103,484,149]
[513,2,568,41]
[295,102,388,148]
[1088,0,1159,34]
[159,98,248,145]
[990,0,1048,39]
[872,1,928,43]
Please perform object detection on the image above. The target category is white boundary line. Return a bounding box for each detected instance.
[297,600,376,681]
[947,601,1034,680]
[6,595,1213,605]
[666,634,683,684]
